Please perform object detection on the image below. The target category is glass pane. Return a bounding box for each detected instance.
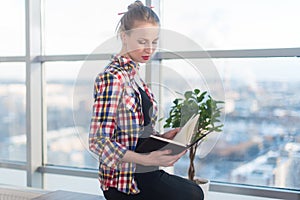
[44,0,145,55]
[164,57,300,190]
[162,0,300,50]
[0,63,26,162]
[0,0,25,56]
[0,168,26,186]
[45,61,106,168]
[45,174,101,196]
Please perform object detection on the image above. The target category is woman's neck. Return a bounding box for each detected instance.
[119,48,130,58]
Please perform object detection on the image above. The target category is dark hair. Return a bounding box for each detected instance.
[117,1,160,34]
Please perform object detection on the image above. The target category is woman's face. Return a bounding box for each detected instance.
[122,21,159,63]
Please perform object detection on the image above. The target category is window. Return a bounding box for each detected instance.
[44,0,143,55]
[45,61,97,168]
[1,0,299,198]
[0,0,25,56]
[0,168,26,186]
[0,63,26,162]
[162,0,300,50]
[171,57,300,190]
[45,174,100,195]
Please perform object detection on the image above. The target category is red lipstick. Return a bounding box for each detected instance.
[142,56,150,61]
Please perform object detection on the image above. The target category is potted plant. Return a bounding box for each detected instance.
[163,89,224,183]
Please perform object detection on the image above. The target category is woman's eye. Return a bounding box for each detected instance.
[138,40,147,45]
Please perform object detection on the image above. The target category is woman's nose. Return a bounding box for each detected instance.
[144,45,154,54]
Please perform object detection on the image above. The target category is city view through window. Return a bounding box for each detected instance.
[1,58,299,190]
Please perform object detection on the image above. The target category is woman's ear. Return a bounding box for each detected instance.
[120,31,127,45]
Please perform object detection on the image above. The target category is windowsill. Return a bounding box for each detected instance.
[208,191,282,200]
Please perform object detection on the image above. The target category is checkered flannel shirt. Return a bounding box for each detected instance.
[89,55,158,194]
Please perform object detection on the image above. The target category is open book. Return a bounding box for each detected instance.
[135,114,205,155]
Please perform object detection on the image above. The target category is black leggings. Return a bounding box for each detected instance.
[103,170,204,200]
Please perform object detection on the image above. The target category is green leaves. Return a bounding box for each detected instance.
[163,89,224,143]
[163,89,224,182]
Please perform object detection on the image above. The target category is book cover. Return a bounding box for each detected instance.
[135,114,201,155]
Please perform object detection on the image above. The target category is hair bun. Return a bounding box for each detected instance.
[127,1,144,11]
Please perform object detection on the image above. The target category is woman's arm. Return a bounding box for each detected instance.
[122,148,186,167]
[89,72,127,168]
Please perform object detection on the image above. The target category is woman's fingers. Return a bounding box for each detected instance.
[150,149,187,167]
[162,128,180,139]
[169,150,187,166]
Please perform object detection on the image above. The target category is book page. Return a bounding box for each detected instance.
[150,135,186,147]
[173,114,200,145]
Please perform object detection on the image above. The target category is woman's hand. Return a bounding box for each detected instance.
[122,147,186,167]
[143,149,186,167]
[161,128,180,140]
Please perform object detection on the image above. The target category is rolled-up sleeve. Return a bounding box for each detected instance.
[89,72,127,168]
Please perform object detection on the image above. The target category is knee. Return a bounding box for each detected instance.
[191,185,204,200]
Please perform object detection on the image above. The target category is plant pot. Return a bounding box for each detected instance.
[195,178,210,199]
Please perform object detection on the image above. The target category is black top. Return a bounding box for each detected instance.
[138,86,153,127]
[135,86,159,172]
[137,86,154,139]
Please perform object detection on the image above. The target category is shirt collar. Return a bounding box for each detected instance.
[113,55,140,80]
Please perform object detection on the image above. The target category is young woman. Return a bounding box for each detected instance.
[89,1,204,199]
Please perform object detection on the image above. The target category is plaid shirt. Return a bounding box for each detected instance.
[89,55,158,194]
